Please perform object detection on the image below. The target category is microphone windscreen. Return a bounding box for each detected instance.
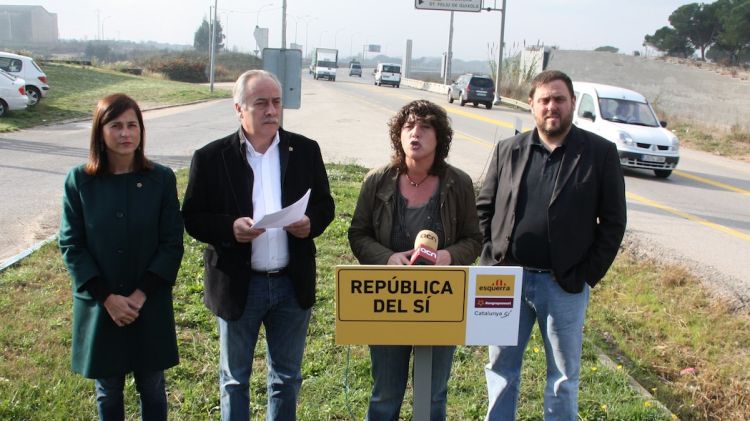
[413,230,438,250]
[410,230,439,265]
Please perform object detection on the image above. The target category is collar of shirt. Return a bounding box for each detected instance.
[239,129,280,157]
[531,129,568,155]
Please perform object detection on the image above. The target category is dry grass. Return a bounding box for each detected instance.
[589,249,750,420]
[651,103,750,161]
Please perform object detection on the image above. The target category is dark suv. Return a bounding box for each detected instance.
[447,74,495,109]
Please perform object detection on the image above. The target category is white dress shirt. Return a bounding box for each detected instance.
[242,130,289,272]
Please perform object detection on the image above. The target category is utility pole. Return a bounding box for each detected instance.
[494,0,507,103]
[281,0,287,49]
[444,11,454,85]
[209,0,218,92]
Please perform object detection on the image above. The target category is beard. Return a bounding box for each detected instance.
[538,110,574,138]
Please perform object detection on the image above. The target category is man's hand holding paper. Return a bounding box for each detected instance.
[251,189,311,230]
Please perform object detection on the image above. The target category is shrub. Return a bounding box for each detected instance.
[145,57,207,83]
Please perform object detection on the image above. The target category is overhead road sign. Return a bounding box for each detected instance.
[414,0,482,12]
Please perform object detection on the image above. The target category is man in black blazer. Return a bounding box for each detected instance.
[182,70,334,421]
[477,70,626,420]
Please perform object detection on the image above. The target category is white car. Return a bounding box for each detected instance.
[374,63,401,88]
[0,69,29,117]
[573,81,679,178]
[0,51,49,107]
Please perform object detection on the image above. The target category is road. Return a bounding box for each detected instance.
[1,71,749,307]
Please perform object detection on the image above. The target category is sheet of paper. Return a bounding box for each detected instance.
[252,189,311,229]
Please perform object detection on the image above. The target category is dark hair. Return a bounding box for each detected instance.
[85,93,152,175]
[528,70,575,99]
[388,100,453,175]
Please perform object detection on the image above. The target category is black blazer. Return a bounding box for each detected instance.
[476,126,627,293]
[182,128,335,320]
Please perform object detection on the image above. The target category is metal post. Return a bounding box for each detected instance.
[413,346,433,421]
[305,21,310,59]
[209,0,218,92]
[280,0,287,127]
[208,7,213,56]
[443,11,454,85]
[494,0,507,103]
[281,0,287,49]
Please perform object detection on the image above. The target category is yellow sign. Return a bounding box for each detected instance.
[336,265,524,346]
[336,266,467,345]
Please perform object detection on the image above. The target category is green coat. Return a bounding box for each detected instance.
[59,163,184,379]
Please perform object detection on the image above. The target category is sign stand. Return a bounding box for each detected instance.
[335,265,523,419]
[413,346,432,421]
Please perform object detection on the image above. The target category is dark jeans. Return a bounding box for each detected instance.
[94,370,167,421]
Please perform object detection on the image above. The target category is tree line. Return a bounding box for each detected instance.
[644,0,750,64]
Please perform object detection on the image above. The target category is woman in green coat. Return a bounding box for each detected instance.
[59,93,184,420]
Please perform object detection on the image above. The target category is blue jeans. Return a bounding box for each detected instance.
[366,345,456,421]
[484,270,590,421]
[94,370,167,421]
[218,272,311,421]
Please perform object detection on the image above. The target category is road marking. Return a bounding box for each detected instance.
[445,105,516,129]
[339,82,750,242]
[674,169,750,197]
[454,131,495,147]
[627,191,750,242]
[360,84,531,132]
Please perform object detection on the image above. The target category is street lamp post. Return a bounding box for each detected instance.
[334,28,345,49]
[281,0,287,49]
[302,16,316,59]
[319,30,328,47]
[492,0,507,103]
[350,32,361,60]
[101,16,111,40]
[288,14,309,46]
[256,3,273,27]
[255,3,274,55]
[209,0,218,92]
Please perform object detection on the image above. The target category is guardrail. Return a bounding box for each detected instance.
[40,59,92,66]
[401,77,530,111]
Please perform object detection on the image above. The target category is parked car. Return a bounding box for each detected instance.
[573,81,679,178]
[0,51,49,107]
[447,74,495,109]
[0,69,29,117]
[349,62,362,77]
[374,63,401,87]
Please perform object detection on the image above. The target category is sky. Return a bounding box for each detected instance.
[11,0,701,61]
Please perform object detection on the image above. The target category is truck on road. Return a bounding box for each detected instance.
[311,48,338,81]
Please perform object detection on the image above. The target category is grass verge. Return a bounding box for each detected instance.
[670,122,750,161]
[588,252,750,420]
[0,63,230,133]
[5,163,740,419]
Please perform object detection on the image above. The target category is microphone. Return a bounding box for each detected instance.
[409,230,439,265]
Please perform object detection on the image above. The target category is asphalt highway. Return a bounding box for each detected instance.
[1,71,748,307]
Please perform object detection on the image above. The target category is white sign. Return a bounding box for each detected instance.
[465,266,523,345]
[414,0,483,12]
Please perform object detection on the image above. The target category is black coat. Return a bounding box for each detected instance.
[182,128,335,320]
[476,125,627,293]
